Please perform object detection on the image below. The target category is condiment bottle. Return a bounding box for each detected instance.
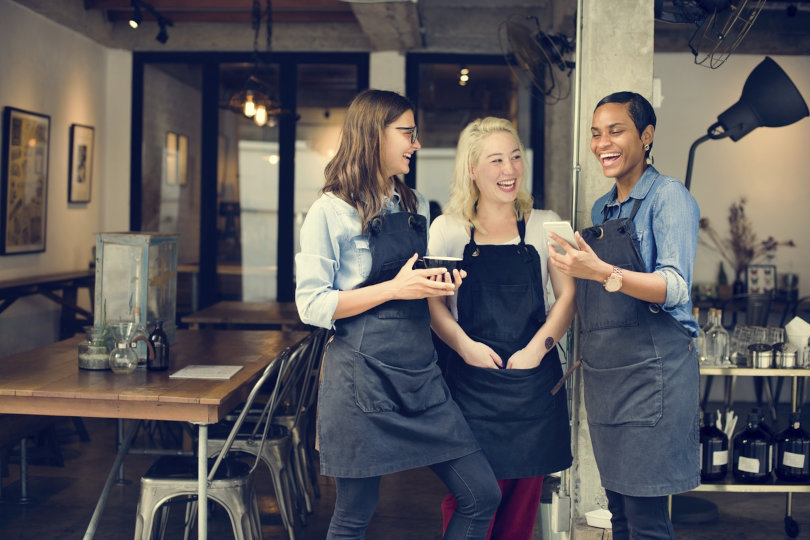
[148,320,170,371]
[733,412,773,483]
[775,412,810,482]
[700,411,728,482]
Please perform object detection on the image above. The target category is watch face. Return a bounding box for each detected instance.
[605,272,622,292]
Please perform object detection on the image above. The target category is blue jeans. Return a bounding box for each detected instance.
[605,489,675,540]
[327,450,500,539]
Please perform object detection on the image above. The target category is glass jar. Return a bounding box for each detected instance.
[109,322,139,374]
[78,325,113,370]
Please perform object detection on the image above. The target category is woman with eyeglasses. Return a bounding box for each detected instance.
[295,89,500,540]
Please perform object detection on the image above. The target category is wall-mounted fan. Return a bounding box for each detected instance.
[655,0,766,68]
[499,15,575,104]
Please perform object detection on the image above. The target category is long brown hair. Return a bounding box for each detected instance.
[323,89,419,232]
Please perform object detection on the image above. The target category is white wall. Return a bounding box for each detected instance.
[0,0,131,356]
[652,54,810,297]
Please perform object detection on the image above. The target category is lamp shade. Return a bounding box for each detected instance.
[716,57,809,141]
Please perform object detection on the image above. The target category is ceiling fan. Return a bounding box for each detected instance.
[655,0,766,68]
[499,15,575,104]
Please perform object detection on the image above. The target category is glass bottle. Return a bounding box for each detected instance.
[702,309,718,365]
[733,412,773,483]
[775,412,810,482]
[700,411,728,482]
[802,337,810,369]
[693,307,708,365]
[148,320,170,371]
[131,306,150,367]
[707,309,730,366]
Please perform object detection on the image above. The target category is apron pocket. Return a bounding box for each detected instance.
[463,283,537,342]
[582,356,663,427]
[353,351,449,414]
[452,363,554,421]
[577,265,639,331]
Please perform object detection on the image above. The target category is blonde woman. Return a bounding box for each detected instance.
[428,117,575,539]
[296,90,500,540]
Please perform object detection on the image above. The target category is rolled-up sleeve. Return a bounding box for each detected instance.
[295,199,341,329]
[651,182,699,311]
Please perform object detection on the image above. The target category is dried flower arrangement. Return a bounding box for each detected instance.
[698,197,795,283]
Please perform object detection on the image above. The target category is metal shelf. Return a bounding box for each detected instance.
[695,479,810,493]
[700,367,810,377]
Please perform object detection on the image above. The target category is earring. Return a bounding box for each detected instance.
[644,144,650,151]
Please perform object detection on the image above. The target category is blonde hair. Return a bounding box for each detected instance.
[323,89,418,232]
[444,117,533,232]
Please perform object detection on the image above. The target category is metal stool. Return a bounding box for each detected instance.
[133,347,293,540]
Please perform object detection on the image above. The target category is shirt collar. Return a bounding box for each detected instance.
[604,166,659,209]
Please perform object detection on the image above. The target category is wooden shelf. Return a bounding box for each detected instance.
[695,478,810,493]
[700,367,810,377]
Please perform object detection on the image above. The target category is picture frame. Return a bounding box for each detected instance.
[1,107,50,255]
[68,123,94,203]
[746,264,777,296]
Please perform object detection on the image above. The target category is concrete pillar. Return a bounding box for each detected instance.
[570,0,655,530]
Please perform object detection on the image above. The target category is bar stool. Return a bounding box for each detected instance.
[133,347,293,540]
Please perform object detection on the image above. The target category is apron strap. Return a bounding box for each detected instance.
[469,216,527,247]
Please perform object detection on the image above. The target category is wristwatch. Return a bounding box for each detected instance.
[603,266,623,292]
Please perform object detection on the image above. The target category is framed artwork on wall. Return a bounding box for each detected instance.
[746,264,777,296]
[1,107,50,255]
[68,123,94,203]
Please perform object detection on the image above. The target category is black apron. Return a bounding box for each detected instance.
[448,218,573,479]
[317,210,480,478]
[577,198,700,497]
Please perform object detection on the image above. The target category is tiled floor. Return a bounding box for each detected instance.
[0,414,808,539]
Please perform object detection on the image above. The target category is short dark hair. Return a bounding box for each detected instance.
[595,92,656,157]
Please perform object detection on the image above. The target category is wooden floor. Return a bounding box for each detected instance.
[1,416,809,539]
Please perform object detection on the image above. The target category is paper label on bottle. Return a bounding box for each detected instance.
[713,450,729,466]
[738,456,760,473]
[783,451,806,469]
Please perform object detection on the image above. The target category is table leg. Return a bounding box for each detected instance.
[197,423,208,540]
[83,420,141,540]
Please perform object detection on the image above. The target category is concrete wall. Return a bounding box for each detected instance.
[0,0,130,357]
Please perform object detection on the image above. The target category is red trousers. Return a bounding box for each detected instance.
[441,476,544,540]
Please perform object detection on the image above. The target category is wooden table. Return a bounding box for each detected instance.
[182,300,306,331]
[0,329,309,539]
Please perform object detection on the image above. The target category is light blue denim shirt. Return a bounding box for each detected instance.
[295,190,430,329]
[591,166,700,336]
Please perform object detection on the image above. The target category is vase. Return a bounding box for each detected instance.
[78,325,113,370]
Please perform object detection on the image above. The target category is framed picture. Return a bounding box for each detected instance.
[746,264,777,295]
[1,107,50,255]
[68,124,94,203]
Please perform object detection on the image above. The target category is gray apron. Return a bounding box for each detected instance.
[448,219,572,479]
[317,210,480,478]
[577,198,700,497]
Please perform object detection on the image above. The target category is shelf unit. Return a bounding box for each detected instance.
[696,366,810,537]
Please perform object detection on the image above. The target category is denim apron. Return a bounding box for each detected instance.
[447,219,572,479]
[317,210,480,478]
[577,198,700,497]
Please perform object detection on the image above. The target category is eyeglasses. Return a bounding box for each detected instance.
[395,125,418,144]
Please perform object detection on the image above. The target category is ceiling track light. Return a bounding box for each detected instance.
[128,1,142,29]
[128,0,174,44]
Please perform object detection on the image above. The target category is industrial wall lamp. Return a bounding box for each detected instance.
[684,56,808,190]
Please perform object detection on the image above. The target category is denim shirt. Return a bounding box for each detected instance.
[591,166,700,336]
[295,190,430,329]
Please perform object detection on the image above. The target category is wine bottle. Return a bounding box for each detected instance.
[733,413,772,483]
[700,411,728,482]
[148,320,170,371]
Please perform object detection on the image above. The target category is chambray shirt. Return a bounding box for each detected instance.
[591,166,700,336]
[295,190,430,329]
